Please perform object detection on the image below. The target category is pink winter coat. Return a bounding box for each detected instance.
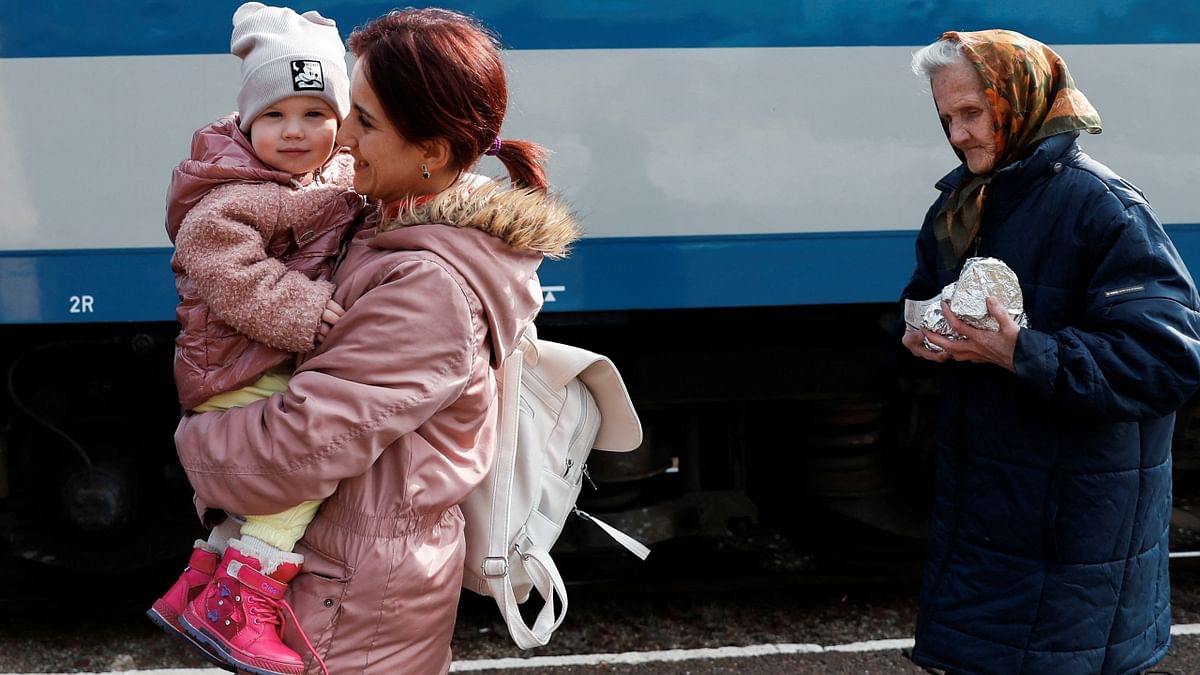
[165,114,363,410]
[174,184,580,673]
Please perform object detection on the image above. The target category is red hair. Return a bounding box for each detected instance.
[347,8,548,191]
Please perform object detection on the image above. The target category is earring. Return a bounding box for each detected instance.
[420,163,430,180]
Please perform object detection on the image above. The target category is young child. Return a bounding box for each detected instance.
[147,4,356,674]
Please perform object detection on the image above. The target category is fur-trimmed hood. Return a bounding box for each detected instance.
[383,181,579,259]
[366,181,580,367]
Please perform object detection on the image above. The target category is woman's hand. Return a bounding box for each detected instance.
[316,299,345,345]
[921,296,1019,372]
[903,324,953,363]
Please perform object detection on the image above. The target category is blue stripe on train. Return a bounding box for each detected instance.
[4,226,1200,323]
[3,1,1199,59]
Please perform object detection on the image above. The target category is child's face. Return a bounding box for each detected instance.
[249,97,339,177]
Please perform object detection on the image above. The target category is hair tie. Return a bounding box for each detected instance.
[484,137,502,156]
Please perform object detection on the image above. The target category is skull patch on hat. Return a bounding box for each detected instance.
[291,60,325,91]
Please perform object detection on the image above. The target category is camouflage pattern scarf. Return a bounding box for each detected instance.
[933,29,1102,268]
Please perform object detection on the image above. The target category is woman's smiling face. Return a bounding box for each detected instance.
[336,63,430,204]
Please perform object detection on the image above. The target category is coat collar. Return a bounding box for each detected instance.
[936,132,1081,199]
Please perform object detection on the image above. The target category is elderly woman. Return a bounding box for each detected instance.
[900,30,1200,675]
[171,8,579,674]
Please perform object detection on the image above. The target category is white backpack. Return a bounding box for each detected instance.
[460,329,649,648]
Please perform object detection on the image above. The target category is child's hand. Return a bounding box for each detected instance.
[316,299,345,344]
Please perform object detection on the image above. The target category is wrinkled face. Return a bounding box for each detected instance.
[336,64,429,204]
[931,59,997,175]
[249,96,339,177]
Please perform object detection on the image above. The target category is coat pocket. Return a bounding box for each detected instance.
[285,542,353,664]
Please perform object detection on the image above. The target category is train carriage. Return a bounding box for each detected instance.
[1,1,1198,574]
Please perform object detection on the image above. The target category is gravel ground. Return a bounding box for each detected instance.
[4,513,1200,673]
[460,652,934,674]
[0,565,919,672]
[451,576,921,661]
[6,568,1200,673]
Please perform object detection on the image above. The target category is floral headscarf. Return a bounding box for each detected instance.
[933,29,1102,268]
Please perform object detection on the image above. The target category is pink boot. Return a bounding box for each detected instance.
[146,544,234,671]
[179,542,327,675]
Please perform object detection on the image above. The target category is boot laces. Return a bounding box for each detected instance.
[241,579,330,675]
[244,592,283,627]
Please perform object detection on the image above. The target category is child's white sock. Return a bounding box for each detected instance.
[230,535,304,575]
[204,516,242,553]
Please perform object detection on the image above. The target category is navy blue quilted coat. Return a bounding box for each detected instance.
[903,132,1200,675]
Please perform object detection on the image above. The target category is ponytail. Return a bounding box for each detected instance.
[490,137,548,192]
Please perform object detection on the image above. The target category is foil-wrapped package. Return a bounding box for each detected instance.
[903,257,1030,353]
[951,257,1027,331]
[917,283,964,352]
[922,282,961,350]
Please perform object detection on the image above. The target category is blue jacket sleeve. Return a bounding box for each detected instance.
[1014,203,1200,421]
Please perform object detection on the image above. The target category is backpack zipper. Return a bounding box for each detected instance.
[564,380,591,484]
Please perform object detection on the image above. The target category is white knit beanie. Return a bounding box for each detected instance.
[231,2,351,132]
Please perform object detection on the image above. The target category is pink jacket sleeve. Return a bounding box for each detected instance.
[173,183,332,353]
[174,258,478,516]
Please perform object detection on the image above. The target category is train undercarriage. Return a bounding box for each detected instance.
[2,305,1199,589]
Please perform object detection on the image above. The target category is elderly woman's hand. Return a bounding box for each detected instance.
[903,323,954,363]
[923,296,1019,372]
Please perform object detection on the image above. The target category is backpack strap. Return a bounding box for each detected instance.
[485,536,568,649]
[482,343,525,574]
[574,508,651,560]
[481,342,567,649]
